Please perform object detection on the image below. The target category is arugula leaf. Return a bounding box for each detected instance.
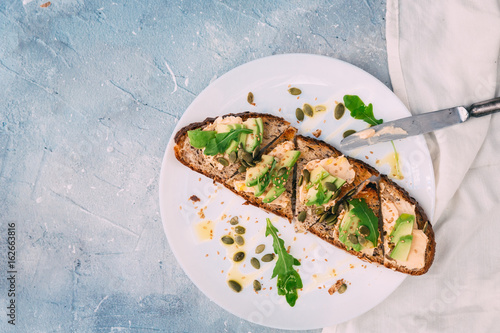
[343,95,383,126]
[203,128,253,156]
[187,129,216,149]
[349,198,379,247]
[265,218,303,307]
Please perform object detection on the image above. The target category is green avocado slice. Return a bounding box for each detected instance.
[271,150,301,189]
[389,214,415,244]
[390,235,413,261]
[245,155,274,187]
[262,185,287,203]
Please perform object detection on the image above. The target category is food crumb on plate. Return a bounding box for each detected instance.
[312,129,322,138]
[189,195,200,203]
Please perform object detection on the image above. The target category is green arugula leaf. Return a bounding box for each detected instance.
[343,95,383,126]
[203,128,253,156]
[265,218,303,307]
[349,198,379,247]
[187,129,216,149]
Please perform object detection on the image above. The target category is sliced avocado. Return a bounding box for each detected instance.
[245,155,274,187]
[310,166,330,184]
[305,187,319,206]
[256,117,264,136]
[390,235,413,261]
[338,208,362,251]
[243,118,261,152]
[254,158,276,196]
[262,185,286,203]
[271,150,301,188]
[390,214,415,244]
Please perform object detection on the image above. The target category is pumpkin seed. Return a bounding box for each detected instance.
[277,167,287,177]
[253,279,262,292]
[343,129,356,138]
[314,105,326,112]
[238,165,247,173]
[341,200,349,212]
[238,148,246,160]
[338,283,347,294]
[261,253,275,262]
[228,280,242,293]
[230,216,239,225]
[348,234,359,244]
[288,87,302,95]
[298,175,304,186]
[331,188,342,200]
[241,159,250,168]
[233,251,245,262]
[423,221,429,233]
[255,244,265,254]
[295,108,304,121]
[252,146,261,160]
[358,235,368,246]
[315,207,325,215]
[297,210,307,222]
[235,235,244,246]
[247,92,254,104]
[325,182,337,192]
[303,103,313,117]
[221,235,234,245]
[331,203,339,215]
[359,225,370,237]
[334,103,345,120]
[247,161,256,167]
[324,214,337,224]
[319,213,330,224]
[243,152,253,163]
[218,157,229,166]
[235,226,246,234]
[303,169,311,183]
[228,151,237,163]
[250,257,260,269]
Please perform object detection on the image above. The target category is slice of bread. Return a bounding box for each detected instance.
[379,176,435,275]
[174,112,291,184]
[224,127,298,221]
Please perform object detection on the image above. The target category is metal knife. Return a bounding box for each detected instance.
[340,97,500,150]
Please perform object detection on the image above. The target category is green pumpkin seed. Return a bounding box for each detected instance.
[228,280,242,293]
[314,105,326,112]
[247,161,256,167]
[247,92,254,104]
[343,129,356,138]
[252,146,261,159]
[358,235,368,246]
[315,207,325,215]
[235,235,244,246]
[295,108,304,121]
[261,253,275,262]
[288,87,302,95]
[359,225,370,237]
[218,157,229,166]
[277,167,287,177]
[243,152,253,163]
[250,257,260,269]
[348,234,359,244]
[241,159,250,168]
[221,235,234,245]
[338,283,347,294]
[238,165,247,173]
[326,213,338,225]
[303,169,311,183]
[233,251,245,262]
[325,182,337,192]
[228,151,237,163]
[303,103,313,117]
[255,244,265,254]
[297,210,307,222]
[298,175,304,186]
[235,226,246,234]
[423,221,429,233]
[253,279,262,292]
[331,203,339,215]
[238,148,246,160]
[334,103,345,120]
[319,213,331,224]
[230,216,239,225]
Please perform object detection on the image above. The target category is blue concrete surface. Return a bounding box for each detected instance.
[0,0,388,332]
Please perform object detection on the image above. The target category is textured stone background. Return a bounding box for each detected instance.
[0,0,388,332]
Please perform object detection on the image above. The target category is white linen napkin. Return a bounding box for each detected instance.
[324,1,500,332]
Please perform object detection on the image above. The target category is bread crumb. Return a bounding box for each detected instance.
[328,279,346,295]
[40,1,51,7]
[312,129,322,138]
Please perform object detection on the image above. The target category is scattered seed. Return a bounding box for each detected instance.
[303,169,311,183]
[315,207,325,215]
[348,234,359,244]
[230,216,239,225]
[331,189,342,200]
[228,280,242,293]
[243,152,253,163]
[238,165,247,173]
[252,146,261,160]
[334,103,345,120]
[233,252,245,262]
[295,108,304,121]
[358,235,368,246]
[324,214,337,224]
[423,221,429,233]
[297,210,307,222]
[288,87,302,95]
[247,92,254,104]
[359,225,370,237]
[261,253,275,262]
[218,157,229,166]
[241,159,250,168]
[221,235,234,245]
[298,175,304,186]
[250,257,260,269]
[325,182,337,192]
[314,105,326,112]
[338,283,347,294]
[343,129,356,138]
[253,279,262,292]
[228,151,237,163]
[255,244,265,254]
[235,235,244,246]
[303,103,313,117]
[235,226,246,234]
[319,213,331,224]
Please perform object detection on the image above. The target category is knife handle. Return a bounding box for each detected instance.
[468,97,500,117]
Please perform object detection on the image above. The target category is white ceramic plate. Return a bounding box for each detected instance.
[159,54,435,330]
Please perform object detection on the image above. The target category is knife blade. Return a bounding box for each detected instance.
[340,97,500,150]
